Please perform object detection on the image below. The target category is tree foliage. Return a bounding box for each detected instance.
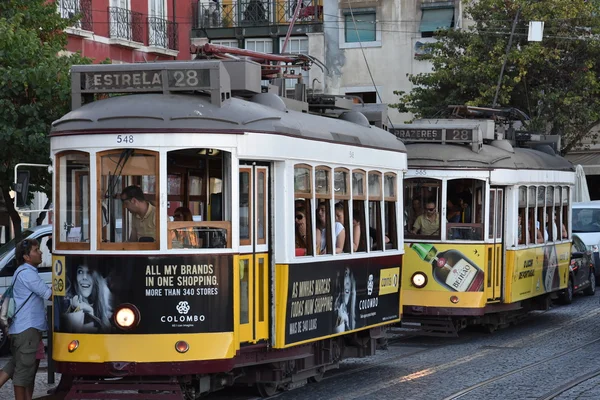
[0,0,92,236]
[391,0,600,154]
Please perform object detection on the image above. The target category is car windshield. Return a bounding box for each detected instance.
[572,208,600,233]
[0,229,35,259]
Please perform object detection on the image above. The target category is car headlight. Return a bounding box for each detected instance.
[411,272,428,288]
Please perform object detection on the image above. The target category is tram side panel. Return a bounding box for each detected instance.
[273,255,401,349]
[52,254,235,363]
[503,244,570,303]
[402,242,570,313]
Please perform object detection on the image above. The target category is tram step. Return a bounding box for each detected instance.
[400,317,459,338]
[65,378,183,400]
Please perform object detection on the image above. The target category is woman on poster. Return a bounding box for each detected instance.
[63,265,113,333]
[334,267,356,333]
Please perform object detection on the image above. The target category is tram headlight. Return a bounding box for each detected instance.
[411,272,427,288]
[113,304,140,330]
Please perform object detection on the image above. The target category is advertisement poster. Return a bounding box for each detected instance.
[406,243,485,292]
[284,257,401,345]
[53,254,233,334]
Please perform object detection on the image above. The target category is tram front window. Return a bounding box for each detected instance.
[446,179,484,241]
[56,151,90,250]
[99,150,159,249]
[404,178,441,240]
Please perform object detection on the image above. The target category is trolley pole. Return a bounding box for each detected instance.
[492,8,520,108]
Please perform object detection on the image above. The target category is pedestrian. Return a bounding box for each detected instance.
[1,239,52,400]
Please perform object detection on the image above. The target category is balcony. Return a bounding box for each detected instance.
[193,0,323,29]
[58,0,93,31]
[109,6,144,44]
[148,17,179,50]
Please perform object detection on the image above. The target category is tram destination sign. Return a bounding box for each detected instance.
[81,68,212,93]
[394,127,475,143]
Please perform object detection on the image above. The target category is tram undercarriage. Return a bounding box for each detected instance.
[401,294,555,337]
[53,328,384,399]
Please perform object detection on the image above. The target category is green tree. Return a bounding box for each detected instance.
[392,0,600,154]
[0,0,92,239]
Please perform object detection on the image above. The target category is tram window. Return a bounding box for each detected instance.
[352,200,367,252]
[239,168,251,245]
[368,172,383,251]
[384,173,397,250]
[294,164,313,257]
[98,150,159,250]
[546,186,555,241]
[562,186,569,239]
[352,170,367,253]
[335,168,351,253]
[166,149,231,250]
[295,198,313,256]
[537,186,547,242]
[518,186,527,245]
[404,178,441,239]
[56,151,90,250]
[257,169,267,244]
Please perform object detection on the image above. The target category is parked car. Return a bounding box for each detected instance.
[0,224,52,352]
[572,201,600,281]
[557,234,596,304]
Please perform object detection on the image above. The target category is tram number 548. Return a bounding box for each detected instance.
[116,135,134,144]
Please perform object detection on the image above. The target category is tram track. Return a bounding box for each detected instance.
[442,336,600,400]
[536,367,600,400]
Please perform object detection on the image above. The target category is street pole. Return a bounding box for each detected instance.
[492,8,520,108]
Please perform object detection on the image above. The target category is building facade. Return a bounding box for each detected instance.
[59,0,192,62]
[191,0,464,127]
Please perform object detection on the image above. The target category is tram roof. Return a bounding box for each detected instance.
[406,142,574,171]
[51,93,406,153]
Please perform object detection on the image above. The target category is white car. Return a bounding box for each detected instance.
[572,201,600,281]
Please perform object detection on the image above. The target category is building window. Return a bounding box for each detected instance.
[211,40,239,48]
[420,7,454,38]
[280,37,309,93]
[344,11,376,43]
[245,38,273,53]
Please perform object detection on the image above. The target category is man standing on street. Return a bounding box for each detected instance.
[2,239,52,400]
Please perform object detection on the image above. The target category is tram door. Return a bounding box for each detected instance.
[487,187,504,301]
[238,164,270,344]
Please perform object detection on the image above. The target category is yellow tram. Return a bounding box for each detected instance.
[396,114,576,335]
[49,60,406,398]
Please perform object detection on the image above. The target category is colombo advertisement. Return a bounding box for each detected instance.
[281,256,401,346]
[52,254,233,334]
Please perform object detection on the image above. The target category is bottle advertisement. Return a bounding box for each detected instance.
[407,243,485,292]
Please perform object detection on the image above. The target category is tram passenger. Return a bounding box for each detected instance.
[352,211,363,252]
[459,196,471,223]
[316,201,345,254]
[335,202,349,253]
[63,265,112,333]
[120,185,156,242]
[411,201,440,236]
[295,201,308,256]
[446,197,461,223]
[170,207,200,248]
[406,198,423,232]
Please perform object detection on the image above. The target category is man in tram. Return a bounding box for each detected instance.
[120,185,156,242]
[411,201,440,236]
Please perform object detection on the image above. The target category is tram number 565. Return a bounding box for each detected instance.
[116,135,134,144]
